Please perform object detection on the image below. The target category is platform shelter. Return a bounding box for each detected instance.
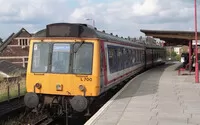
[141,29,200,78]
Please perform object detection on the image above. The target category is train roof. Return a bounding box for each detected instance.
[33,23,164,49]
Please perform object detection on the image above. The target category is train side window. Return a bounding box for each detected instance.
[135,50,137,63]
[122,48,126,69]
[126,48,129,68]
[136,50,138,63]
[138,50,140,63]
[123,48,127,69]
[108,47,114,73]
[132,49,136,65]
[117,47,122,71]
[100,47,103,76]
[139,50,141,62]
[128,49,132,67]
[108,45,121,73]
[113,48,118,72]
[141,51,143,63]
[143,51,145,63]
[138,50,139,63]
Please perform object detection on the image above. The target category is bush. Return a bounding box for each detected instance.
[171,51,177,57]
[175,55,181,61]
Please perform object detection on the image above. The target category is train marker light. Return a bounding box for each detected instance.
[56,84,63,91]
[79,85,85,92]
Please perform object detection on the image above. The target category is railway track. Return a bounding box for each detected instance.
[0,96,25,118]
[0,69,145,125]
[32,115,54,125]
[0,76,139,125]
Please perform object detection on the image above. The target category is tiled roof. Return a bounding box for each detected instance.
[0,33,16,52]
[0,28,33,53]
[0,60,26,77]
[0,46,29,56]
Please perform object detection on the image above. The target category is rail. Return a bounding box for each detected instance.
[26,115,54,125]
[0,96,25,118]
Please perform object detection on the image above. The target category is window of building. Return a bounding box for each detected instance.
[18,39,29,46]
[25,63,28,68]
[24,58,28,62]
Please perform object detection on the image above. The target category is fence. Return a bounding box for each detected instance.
[0,76,26,102]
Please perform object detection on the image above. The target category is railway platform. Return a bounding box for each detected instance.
[85,62,200,125]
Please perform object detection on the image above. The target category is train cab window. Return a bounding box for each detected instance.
[51,43,71,73]
[73,43,93,74]
[32,43,50,72]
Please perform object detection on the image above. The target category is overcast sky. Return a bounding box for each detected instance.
[0,0,199,40]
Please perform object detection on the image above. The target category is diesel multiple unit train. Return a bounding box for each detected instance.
[24,23,166,116]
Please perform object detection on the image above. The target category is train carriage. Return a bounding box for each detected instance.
[24,23,166,116]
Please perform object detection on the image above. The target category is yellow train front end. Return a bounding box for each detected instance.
[24,24,101,114]
[26,39,100,96]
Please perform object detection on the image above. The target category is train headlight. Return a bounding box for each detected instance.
[56,84,63,91]
[79,85,85,92]
[35,83,42,89]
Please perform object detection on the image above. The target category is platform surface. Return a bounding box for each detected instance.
[85,62,200,125]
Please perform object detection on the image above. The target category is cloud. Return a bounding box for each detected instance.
[0,0,70,24]
[132,0,160,16]
[0,0,199,40]
[68,0,200,38]
[0,0,72,39]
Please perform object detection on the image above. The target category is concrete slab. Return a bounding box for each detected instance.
[85,63,200,125]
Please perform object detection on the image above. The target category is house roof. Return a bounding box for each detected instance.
[0,60,26,77]
[0,33,16,52]
[14,28,31,38]
[0,28,32,52]
[140,29,200,46]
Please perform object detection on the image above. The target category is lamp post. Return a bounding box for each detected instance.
[86,18,95,27]
[194,0,199,83]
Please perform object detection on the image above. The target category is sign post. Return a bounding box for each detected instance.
[194,0,199,83]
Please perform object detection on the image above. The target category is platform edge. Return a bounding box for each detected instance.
[84,68,152,125]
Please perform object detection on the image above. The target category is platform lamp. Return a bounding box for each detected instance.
[86,18,95,27]
[194,0,199,83]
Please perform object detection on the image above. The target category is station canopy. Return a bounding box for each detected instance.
[140,29,200,46]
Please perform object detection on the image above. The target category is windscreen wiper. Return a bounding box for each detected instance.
[73,40,85,53]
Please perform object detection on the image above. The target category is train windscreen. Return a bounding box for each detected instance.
[31,42,93,74]
[51,43,71,73]
[32,43,50,72]
[73,43,93,74]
